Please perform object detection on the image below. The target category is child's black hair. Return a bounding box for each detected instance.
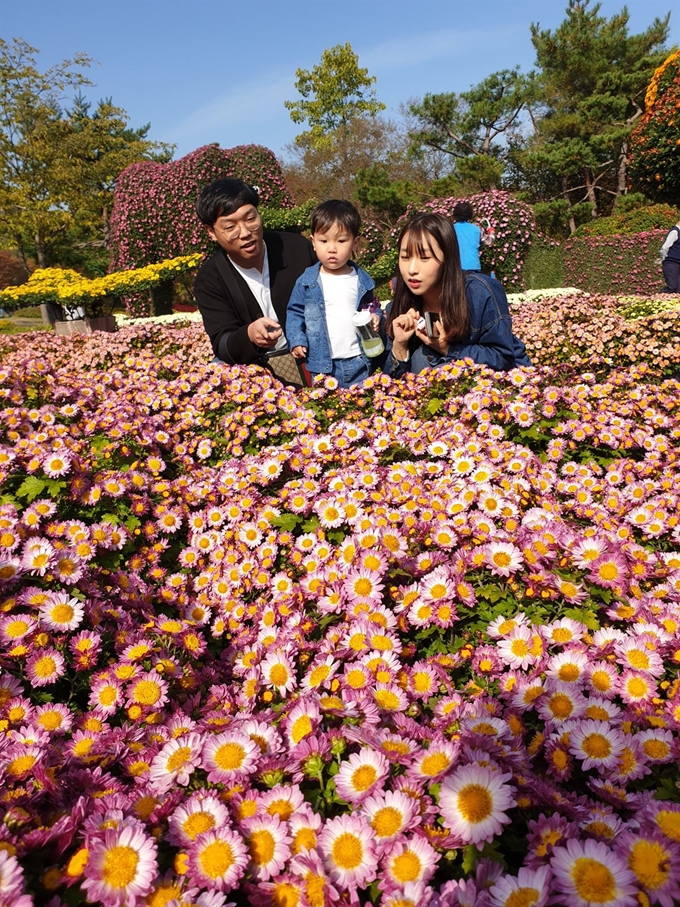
[310,199,361,237]
[196,179,259,226]
[453,201,474,223]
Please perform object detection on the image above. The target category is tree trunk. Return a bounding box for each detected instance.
[584,169,598,217]
[562,176,577,234]
[34,233,46,269]
[616,142,628,197]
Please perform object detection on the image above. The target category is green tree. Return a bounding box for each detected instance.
[406,68,533,190]
[284,43,385,149]
[523,0,669,228]
[0,38,173,274]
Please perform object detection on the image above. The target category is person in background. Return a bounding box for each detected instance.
[660,217,680,293]
[286,200,381,388]
[385,212,530,378]
[194,179,316,364]
[452,201,494,272]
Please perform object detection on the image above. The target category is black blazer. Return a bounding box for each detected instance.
[194,231,316,365]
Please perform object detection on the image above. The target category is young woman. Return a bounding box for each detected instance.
[385,212,530,377]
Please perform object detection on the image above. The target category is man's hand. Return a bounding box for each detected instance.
[291,346,307,360]
[247,317,282,349]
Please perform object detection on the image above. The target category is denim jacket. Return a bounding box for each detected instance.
[286,262,377,374]
[385,273,531,378]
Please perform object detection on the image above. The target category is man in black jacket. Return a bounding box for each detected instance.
[194,179,316,364]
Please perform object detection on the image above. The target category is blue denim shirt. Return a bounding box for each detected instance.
[385,273,531,378]
[286,262,376,374]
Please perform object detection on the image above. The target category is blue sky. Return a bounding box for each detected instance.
[3,0,678,163]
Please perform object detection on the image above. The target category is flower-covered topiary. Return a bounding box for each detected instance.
[563,230,667,296]
[629,50,680,205]
[109,144,295,273]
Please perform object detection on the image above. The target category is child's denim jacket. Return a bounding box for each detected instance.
[286,262,377,374]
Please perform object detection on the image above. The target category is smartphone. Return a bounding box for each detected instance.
[423,312,440,339]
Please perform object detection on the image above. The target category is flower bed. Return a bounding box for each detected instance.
[0,298,680,906]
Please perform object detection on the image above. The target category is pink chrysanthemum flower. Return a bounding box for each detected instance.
[486,612,530,638]
[89,676,123,715]
[550,838,637,907]
[243,814,292,882]
[382,834,439,889]
[335,748,389,804]
[168,794,230,847]
[26,647,65,687]
[0,849,27,902]
[318,813,378,891]
[82,822,158,907]
[619,670,657,704]
[439,763,515,847]
[489,864,551,907]
[496,626,540,670]
[485,542,523,577]
[537,682,587,725]
[149,733,205,791]
[585,661,619,699]
[202,729,260,783]
[34,702,73,735]
[126,671,169,711]
[615,829,680,907]
[615,638,664,677]
[343,568,384,604]
[636,729,675,764]
[259,784,306,824]
[260,649,297,695]
[541,617,586,647]
[411,739,460,780]
[360,790,420,848]
[545,648,589,685]
[569,720,625,771]
[42,451,72,477]
[187,827,248,893]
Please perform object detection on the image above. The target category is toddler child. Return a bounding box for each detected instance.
[287,200,381,388]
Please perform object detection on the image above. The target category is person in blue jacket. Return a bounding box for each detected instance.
[453,201,493,271]
[384,212,530,377]
[287,200,381,387]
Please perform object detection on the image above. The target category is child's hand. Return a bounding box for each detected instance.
[370,312,380,331]
[291,346,307,359]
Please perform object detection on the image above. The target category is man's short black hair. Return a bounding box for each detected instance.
[310,199,361,237]
[453,201,474,222]
[196,179,259,226]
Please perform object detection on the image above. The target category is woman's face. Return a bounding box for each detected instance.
[398,231,444,303]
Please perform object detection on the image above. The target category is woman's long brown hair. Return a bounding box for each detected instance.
[386,212,469,342]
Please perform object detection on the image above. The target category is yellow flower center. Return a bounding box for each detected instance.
[34,656,56,678]
[183,811,215,840]
[372,806,403,838]
[375,689,400,710]
[420,752,450,776]
[457,784,493,824]
[511,639,529,657]
[271,881,301,907]
[270,664,289,686]
[598,563,619,581]
[166,746,192,772]
[331,832,363,870]
[214,742,245,771]
[102,845,139,889]
[549,694,573,718]
[657,811,680,841]
[291,715,312,744]
[570,858,615,902]
[506,889,541,907]
[643,739,670,760]
[354,578,373,596]
[591,670,611,691]
[199,840,234,878]
[7,754,37,776]
[293,827,317,853]
[391,851,421,883]
[308,666,330,687]
[5,620,29,638]
[51,604,74,624]
[557,665,580,682]
[351,765,377,792]
[250,829,275,866]
[628,839,669,890]
[627,649,650,669]
[132,680,161,705]
[582,733,611,759]
[626,677,648,698]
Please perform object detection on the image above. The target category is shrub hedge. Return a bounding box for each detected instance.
[563,230,667,295]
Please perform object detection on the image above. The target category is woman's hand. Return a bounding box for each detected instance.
[391,308,420,361]
[415,319,449,357]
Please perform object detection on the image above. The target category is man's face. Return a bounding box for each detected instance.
[208,204,264,268]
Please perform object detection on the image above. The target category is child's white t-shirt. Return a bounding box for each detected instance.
[319,270,360,359]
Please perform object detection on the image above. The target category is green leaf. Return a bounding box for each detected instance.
[302,517,321,532]
[100,513,121,525]
[426,398,444,415]
[271,513,302,532]
[15,476,47,502]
